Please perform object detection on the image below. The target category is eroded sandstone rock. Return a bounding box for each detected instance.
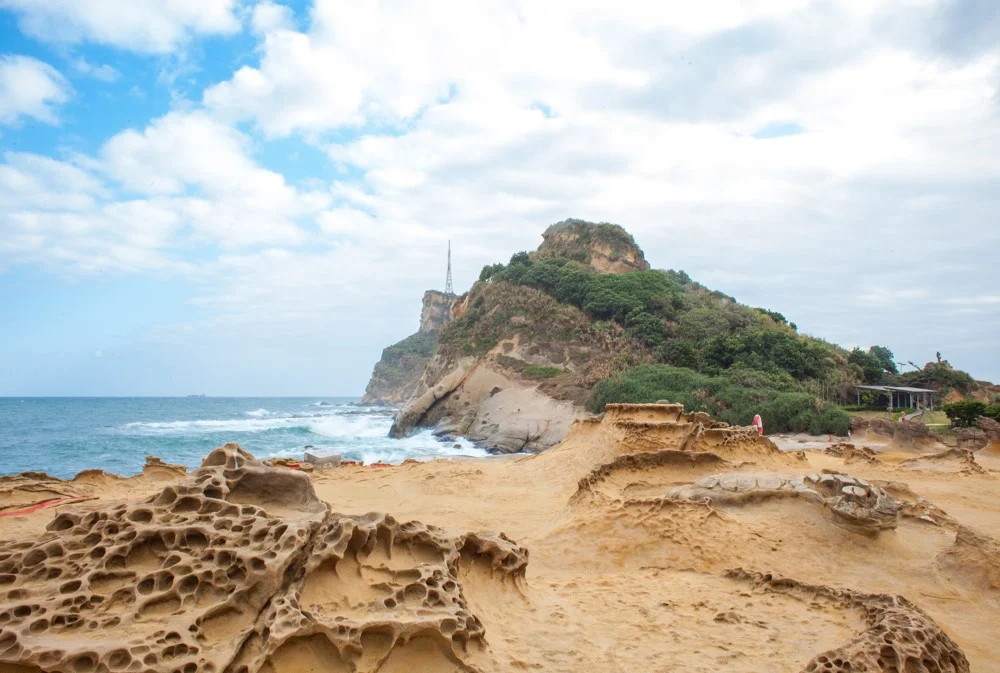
[730,569,969,673]
[0,444,527,673]
[956,428,988,451]
[666,472,899,534]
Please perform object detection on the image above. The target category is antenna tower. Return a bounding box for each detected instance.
[445,240,454,295]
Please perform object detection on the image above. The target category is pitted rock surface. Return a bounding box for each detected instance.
[666,472,899,533]
[730,569,969,672]
[0,444,528,673]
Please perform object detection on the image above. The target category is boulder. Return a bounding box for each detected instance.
[957,428,989,451]
[304,448,342,469]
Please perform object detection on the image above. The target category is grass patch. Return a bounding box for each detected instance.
[524,365,562,378]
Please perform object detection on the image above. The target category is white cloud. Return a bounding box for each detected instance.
[0,109,333,273]
[71,58,121,83]
[943,295,1000,306]
[100,111,330,246]
[0,0,241,54]
[202,0,1000,383]
[251,1,294,35]
[0,55,71,125]
[2,0,1000,388]
[859,289,930,304]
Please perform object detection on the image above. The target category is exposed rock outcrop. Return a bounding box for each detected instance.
[956,428,989,451]
[388,278,638,452]
[535,219,649,273]
[729,569,970,673]
[388,348,589,453]
[418,289,456,334]
[850,417,939,450]
[0,444,528,673]
[977,416,1000,453]
[666,473,900,534]
[362,290,459,405]
[384,221,650,451]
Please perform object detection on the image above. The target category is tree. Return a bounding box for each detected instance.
[848,347,884,384]
[868,345,898,375]
[479,263,505,282]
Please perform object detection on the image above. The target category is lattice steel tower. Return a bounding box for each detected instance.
[444,240,454,295]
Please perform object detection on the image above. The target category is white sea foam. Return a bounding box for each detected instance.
[307,415,389,439]
[119,402,490,465]
[123,418,300,434]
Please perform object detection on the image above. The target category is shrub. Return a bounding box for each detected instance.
[984,403,1000,423]
[623,310,668,347]
[588,364,850,435]
[658,340,698,369]
[942,400,986,428]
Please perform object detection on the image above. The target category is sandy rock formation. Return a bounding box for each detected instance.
[850,417,939,451]
[418,290,456,333]
[895,419,936,447]
[666,473,899,534]
[535,219,649,274]
[389,345,589,454]
[898,448,987,475]
[824,443,879,464]
[569,403,800,503]
[730,569,969,673]
[977,416,1000,453]
[0,444,527,673]
[956,428,988,450]
[362,290,458,405]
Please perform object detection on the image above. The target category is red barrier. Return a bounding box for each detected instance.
[0,496,91,518]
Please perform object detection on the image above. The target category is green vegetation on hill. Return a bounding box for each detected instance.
[438,282,602,357]
[589,365,851,435]
[439,219,987,432]
[379,332,437,366]
[364,332,438,401]
[478,247,853,391]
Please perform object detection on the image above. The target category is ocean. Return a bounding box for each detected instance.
[0,397,488,479]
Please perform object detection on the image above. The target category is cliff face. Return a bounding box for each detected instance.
[419,290,454,333]
[388,280,639,452]
[361,290,457,405]
[536,218,649,273]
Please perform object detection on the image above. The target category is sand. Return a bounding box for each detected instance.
[0,405,997,672]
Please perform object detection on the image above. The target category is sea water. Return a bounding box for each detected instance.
[0,397,488,479]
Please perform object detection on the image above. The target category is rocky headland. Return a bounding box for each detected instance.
[382,220,652,452]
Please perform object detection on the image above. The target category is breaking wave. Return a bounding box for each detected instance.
[116,400,488,466]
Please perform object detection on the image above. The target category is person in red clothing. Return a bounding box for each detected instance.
[752,413,763,435]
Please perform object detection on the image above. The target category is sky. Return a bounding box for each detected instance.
[0,0,998,396]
